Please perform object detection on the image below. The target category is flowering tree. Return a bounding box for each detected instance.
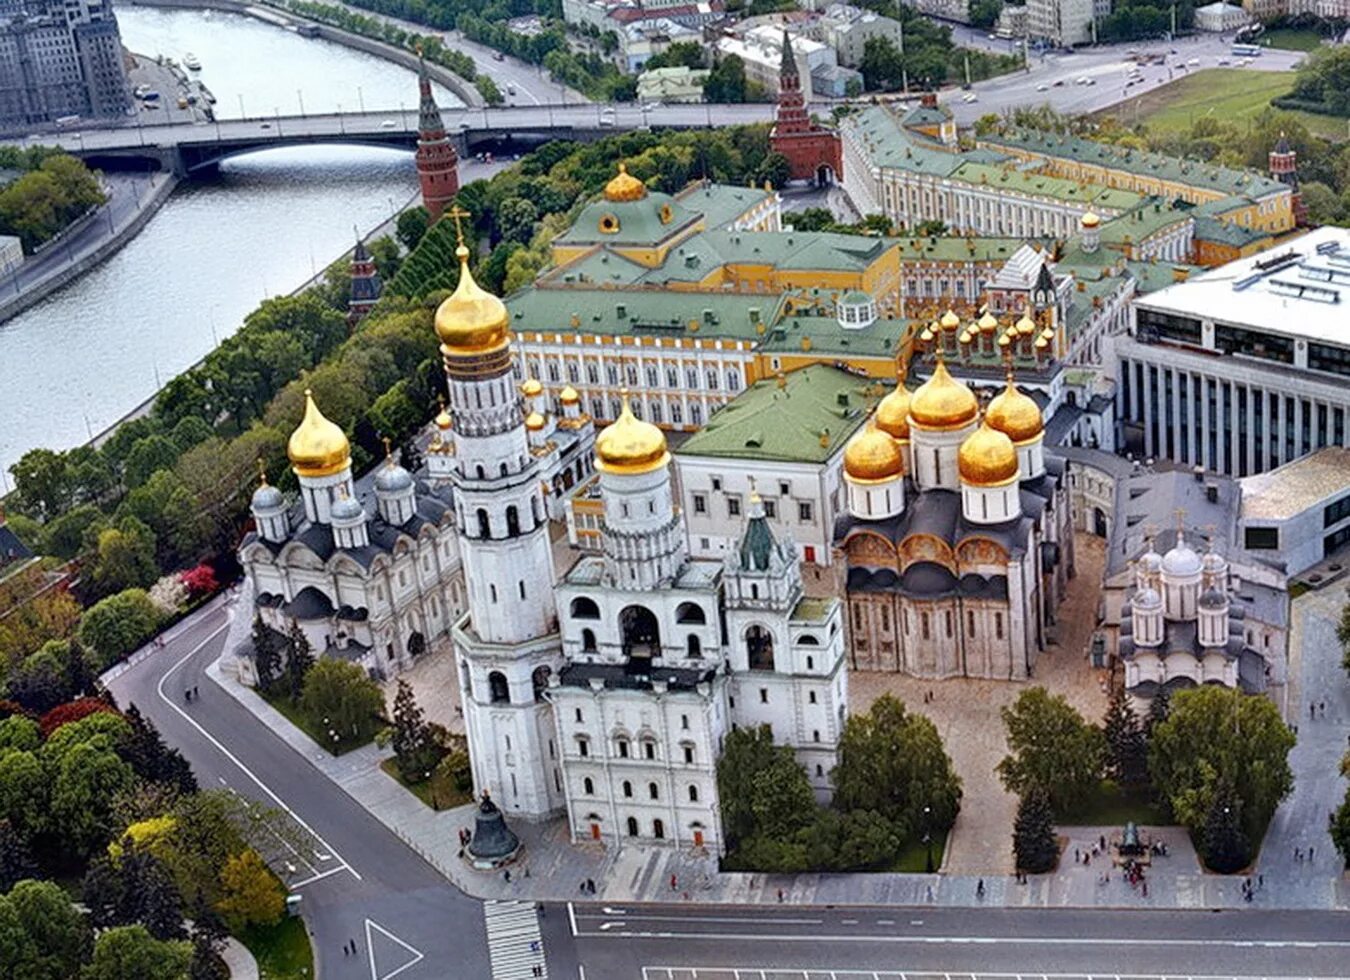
[180,565,219,599]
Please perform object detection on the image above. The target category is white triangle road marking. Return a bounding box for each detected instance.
[364,918,426,980]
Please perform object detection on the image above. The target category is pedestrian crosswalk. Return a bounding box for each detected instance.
[484,899,548,979]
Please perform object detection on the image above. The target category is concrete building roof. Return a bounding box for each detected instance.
[677,363,876,464]
[1239,447,1350,521]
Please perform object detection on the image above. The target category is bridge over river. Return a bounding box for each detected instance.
[34,102,778,173]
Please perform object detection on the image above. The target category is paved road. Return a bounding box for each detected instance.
[104,601,492,980]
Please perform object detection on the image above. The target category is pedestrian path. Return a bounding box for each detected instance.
[483,900,547,979]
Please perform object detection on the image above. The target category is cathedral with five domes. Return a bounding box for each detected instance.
[835,345,1073,680]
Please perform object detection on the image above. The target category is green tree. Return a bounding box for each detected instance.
[251,615,282,692]
[82,848,185,940]
[704,54,748,103]
[1148,686,1294,841]
[0,821,37,892]
[10,447,73,519]
[757,152,792,190]
[40,503,105,560]
[391,679,442,782]
[0,717,40,752]
[1144,687,1170,737]
[716,724,794,847]
[996,687,1105,815]
[1331,788,1350,868]
[299,659,384,743]
[46,739,137,858]
[496,196,539,245]
[285,623,314,700]
[1,878,94,980]
[1012,786,1059,874]
[1102,687,1148,788]
[213,849,284,932]
[77,589,163,670]
[82,924,191,980]
[643,40,704,70]
[832,694,961,834]
[0,750,47,840]
[124,435,181,489]
[1201,782,1249,873]
[860,36,905,91]
[91,517,159,596]
[969,0,1002,27]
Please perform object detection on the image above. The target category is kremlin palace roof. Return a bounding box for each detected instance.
[677,364,877,464]
[890,235,1034,263]
[507,286,785,342]
[846,106,998,176]
[981,129,1287,200]
[673,181,774,229]
[759,312,907,360]
[948,161,1141,211]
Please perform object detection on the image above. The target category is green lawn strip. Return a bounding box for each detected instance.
[1263,28,1323,52]
[1060,780,1167,827]
[240,917,314,980]
[260,689,375,756]
[378,756,473,811]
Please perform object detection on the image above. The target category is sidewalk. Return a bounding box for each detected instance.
[209,600,1350,913]
[221,937,259,980]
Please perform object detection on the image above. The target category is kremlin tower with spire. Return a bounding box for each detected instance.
[769,29,842,186]
[415,59,460,221]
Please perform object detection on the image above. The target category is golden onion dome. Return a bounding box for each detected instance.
[958,420,1020,487]
[1081,210,1101,228]
[521,378,543,397]
[909,356,978,431]
[986,374,1044,444]
[525,411,546,432]
[874,383,912,440]
[595,393,668,475]
[434,245,510,355]
[560,385,580,406]
[604,162,647,203]
[940,308,960,330]
[978,310,999,333]
[1016,313,1037,337]
[288,389,351,479]
[843,424,904,484]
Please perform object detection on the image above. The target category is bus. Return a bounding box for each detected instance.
[1231,43,1262,57]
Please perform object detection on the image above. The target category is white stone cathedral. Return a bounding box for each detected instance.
[439,238,848,852]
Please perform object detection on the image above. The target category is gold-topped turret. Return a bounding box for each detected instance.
[595,391,668,475]
[875,367,912,441]
[288,389,351,478]
[559,385,580,406]
[843,423,904,484]
[434,207,510,357]
[958,419,1019,487]
[604,163,647,203]
[909,350,978,431]
[985,359,1044,445]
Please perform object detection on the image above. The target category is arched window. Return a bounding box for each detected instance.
[726,370,740,391]
[799,635,820,645]
[691,403,703,425]
[506,506,520,536]
[688,784,699,802]
[746,625,775,671]
[475,464,486,480]
[626,816,639,837]
[686,634,702,658]
[571,597,601,620]
[675,602,706,624]
[499,462,508,477]
[652,818,665,840]
[648,782,659,800]
[671,403,683,424]
[488,671,509,704]
[619,605,661,660]
[476,509,491,538]
[666,367,678,388]
[583,777,594,794]
[616,738,630,759]
[622,780,633,798]
[532,665,551,702]
[581,628,597,653]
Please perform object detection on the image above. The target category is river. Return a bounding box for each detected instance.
[0,7,465,482]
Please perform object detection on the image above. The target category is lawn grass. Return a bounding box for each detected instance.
[240,917,313,980]
[890,830,948,873]
[261,688,377,756]
[1060,780,1167,827]
[1263,28,1324,52]
[379,756,473,811]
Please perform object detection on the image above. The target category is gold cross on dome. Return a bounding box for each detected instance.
[445,205,471,247]
[382,435,393,460]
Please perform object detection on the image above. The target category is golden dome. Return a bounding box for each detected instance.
[978,310,999,333]
[604,163,647,203]
[875,383,912,440]
[909,356,978,431]
[940,309,960,330]
[560,385,580,405]
[522,378,543,397]
[986,373,1044,444]
[525,411,546,431]
[595,393,668,475]
[288,389,351,479]
[1016,313,1037,337]
[843,424,904,484]
[434,245,510,355]
[434,408,452,430]
[1081,210,1101,228]
[958,420,1020,487]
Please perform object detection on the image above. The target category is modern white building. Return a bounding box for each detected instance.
[717,26,835,100]
[237,392,466,682]
[1194,1,1252,30]
[1116,227,1350,478]
[1237,447,1350,577]
[1026,0,1095,46]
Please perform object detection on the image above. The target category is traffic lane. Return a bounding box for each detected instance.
[568,902,1350,945]
[107,613,493,979]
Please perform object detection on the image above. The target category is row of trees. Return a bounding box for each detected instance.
[0,153,105,252]
[1000,685,1294,874]
[457,13,637,102]
[717,695,962,872]
[284,0,478,84]
[857,7,1019,92]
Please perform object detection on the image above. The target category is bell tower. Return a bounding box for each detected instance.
[440,208,564,818]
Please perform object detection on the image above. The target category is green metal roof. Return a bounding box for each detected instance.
[845,106,970,177]
[759,313,910,360]
[1098,197,1193,246]
[674,182,774,231]
[677,364,876,464]
[507,286,786,342]
[557,190,699,247]
[982,130,1288,201]
[1193,214,1270,248]
[891,235,1033,262]
[949,161,1142,210]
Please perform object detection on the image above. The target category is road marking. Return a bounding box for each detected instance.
[602,930,1350,949]
[365,918,424,980]
[568,902,578,938]
[641,971,1346,980]
[575,913,825,926]
[289,865,349,887]
[153,623,361,881]
[876,919,895,925]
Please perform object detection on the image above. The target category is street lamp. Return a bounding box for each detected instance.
[237,93,246,119]
[297,89,306,117]
[923,804,934,873]
[357,85,365,114]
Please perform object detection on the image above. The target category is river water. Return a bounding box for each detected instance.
[0,8,464,481]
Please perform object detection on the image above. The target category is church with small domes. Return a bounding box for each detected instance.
[834,340,1073,679]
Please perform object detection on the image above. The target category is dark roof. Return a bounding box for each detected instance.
[834,485,1034,557]
[558,660,716,693]
[739,511,776,571]
[285,587,334,619]
[0,521,34,566]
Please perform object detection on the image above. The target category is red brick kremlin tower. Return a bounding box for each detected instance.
[415,59,459,221]
[1269,133,1307,227]
[769,30,842,185]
